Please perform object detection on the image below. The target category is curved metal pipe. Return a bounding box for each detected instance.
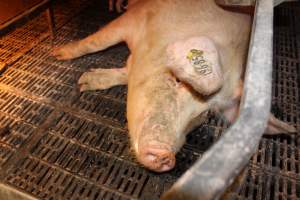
[161,0,273,199]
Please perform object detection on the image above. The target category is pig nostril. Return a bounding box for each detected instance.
[175,77,181,83]
[160,155,169,163]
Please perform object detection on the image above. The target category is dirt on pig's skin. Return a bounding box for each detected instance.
[52,0,295,172]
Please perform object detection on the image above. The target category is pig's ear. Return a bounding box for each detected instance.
[265,113,297,135]
[166,37,223,96]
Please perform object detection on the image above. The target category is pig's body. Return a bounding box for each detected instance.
[53,0,295,172]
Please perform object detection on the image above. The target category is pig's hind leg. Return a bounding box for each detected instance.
[222,82,297,135]
[166,37,223,96]
[224,103,297,135]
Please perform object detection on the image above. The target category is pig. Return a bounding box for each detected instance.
[52,0,296,172]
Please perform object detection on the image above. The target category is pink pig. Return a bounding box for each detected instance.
[52,0,296,172]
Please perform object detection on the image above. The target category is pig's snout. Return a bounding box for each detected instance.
[134,113,180,172]
[138,142,176,172]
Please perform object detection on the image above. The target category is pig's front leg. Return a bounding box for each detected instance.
[78,67,127,91]
[78,54,131,91]
[166,37,223,96]
[52,12,133,60]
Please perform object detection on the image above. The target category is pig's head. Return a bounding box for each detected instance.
[127,71,208,172]
[125,36,225,172]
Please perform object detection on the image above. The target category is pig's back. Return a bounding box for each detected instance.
[131,0,249,47]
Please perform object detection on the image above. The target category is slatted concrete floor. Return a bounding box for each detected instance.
[0,0,299,199]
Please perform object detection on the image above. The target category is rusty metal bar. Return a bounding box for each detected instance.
[161,0,273,199]
[45,5,55,37]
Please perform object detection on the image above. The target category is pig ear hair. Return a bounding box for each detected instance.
[264,113,297,135]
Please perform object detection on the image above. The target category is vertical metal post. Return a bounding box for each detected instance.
[45,2,55,37]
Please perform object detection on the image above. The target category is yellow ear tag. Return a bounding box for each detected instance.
[186,49,212,75]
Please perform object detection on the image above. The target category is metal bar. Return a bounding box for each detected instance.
[161,0,273,199]
[45,5,55,37]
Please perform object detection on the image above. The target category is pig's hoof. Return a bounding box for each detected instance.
[139,145,175,172]
[166,36,224,96]
[52,44,78,60]
[78,68,127,92]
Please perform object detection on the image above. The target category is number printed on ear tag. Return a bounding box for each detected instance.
[186,49,212,75]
